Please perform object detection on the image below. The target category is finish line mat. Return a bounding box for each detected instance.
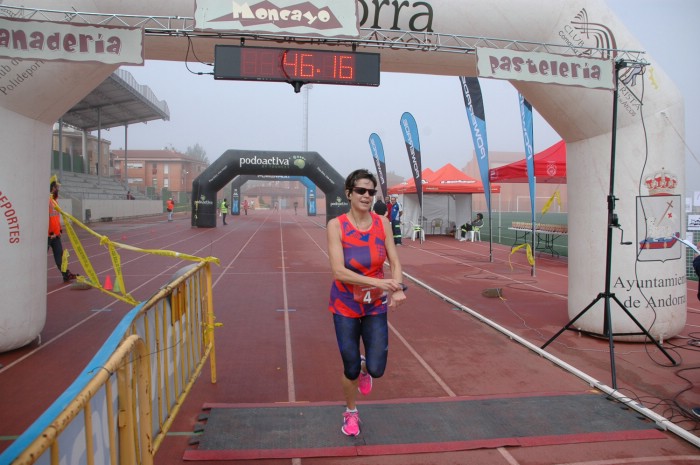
[183,393,665,461]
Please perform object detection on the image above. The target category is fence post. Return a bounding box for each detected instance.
[205,263,217,384]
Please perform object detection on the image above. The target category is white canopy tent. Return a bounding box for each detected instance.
[397,193,471,237]
[388,163,497,237]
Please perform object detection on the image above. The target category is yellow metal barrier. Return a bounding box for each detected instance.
[2,261,217,465]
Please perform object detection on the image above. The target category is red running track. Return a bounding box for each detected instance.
[1,209,700,465]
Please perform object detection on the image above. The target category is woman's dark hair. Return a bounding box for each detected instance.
[344,169,377,194]
[476,213,484,219]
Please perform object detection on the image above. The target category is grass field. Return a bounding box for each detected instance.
[477,211,569,258]
[478,211,699,282]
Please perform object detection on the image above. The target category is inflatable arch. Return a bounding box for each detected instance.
[229,175,318,216]
[0,0,686,352]
[191,150,346,227]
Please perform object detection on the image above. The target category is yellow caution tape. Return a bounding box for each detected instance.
[541,190,561,215]
[106,241,128,299]
[74,275,138,306]
[52,201,220,305]
[525,244,535,265]
[62,212,101,286]
[60,249,69,273]
[509,243,535,269]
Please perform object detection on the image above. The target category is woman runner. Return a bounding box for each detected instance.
[326,168,407,436]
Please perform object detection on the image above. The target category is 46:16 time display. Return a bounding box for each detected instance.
[214,45,381,88]
[241,48,356,81]
[290,50,353,80]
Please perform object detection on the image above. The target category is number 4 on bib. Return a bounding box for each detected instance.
[353,285,384,304]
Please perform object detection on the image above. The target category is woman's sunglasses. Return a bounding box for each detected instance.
[351,187,377,196]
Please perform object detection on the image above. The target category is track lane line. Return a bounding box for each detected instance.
[555,456,700,465]
[278,213,297,404]
[295,218,459,398]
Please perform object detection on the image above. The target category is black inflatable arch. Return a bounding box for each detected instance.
[191,150,347,227]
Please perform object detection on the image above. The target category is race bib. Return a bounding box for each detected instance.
[353,285,384,304]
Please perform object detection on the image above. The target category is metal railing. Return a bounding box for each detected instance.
[0,5,646,62]
[1,262,217,465]
[62,190,129,200]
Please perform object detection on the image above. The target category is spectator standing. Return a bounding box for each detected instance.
[220,198,229,225]
[389,195,403,245]
[166,198,175,221]
[48,177,77,283]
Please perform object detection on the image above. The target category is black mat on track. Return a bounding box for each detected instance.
[183,393,665,461]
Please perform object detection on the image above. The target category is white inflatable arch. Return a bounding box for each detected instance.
[0,0,686,351]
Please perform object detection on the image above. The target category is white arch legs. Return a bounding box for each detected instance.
[568,104,687,342]
[0,107,52,351]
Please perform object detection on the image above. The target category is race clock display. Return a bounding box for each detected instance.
[214,45,380,90]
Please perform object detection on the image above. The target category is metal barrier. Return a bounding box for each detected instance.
[1,262,217,465]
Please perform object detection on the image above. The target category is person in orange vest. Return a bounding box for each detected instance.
[166,197,175,221]
[48,178,77,283]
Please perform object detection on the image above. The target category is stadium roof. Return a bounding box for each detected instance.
[60,68,169,132]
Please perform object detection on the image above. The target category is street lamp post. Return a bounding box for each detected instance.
[182,169,189,193]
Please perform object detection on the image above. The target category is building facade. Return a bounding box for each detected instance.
[111,149,209,198]
[52,126,112,177]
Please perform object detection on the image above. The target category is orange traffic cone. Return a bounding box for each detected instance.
[104,275,113,291]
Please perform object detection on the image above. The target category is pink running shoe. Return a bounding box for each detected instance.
[341,411,360,436]
[358,355,373,395]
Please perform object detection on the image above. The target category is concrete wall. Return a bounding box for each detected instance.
[59,199,164,222]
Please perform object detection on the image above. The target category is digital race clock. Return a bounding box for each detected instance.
[214,45,380,91]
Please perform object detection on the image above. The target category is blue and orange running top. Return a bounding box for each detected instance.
[329,213,388,317]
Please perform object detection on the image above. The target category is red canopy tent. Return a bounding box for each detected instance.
[488,139,566,184]
[388,163,500,195]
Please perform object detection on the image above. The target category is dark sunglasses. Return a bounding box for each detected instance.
[351,187,377,196]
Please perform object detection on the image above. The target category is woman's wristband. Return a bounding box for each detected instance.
[399,283,408,291]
